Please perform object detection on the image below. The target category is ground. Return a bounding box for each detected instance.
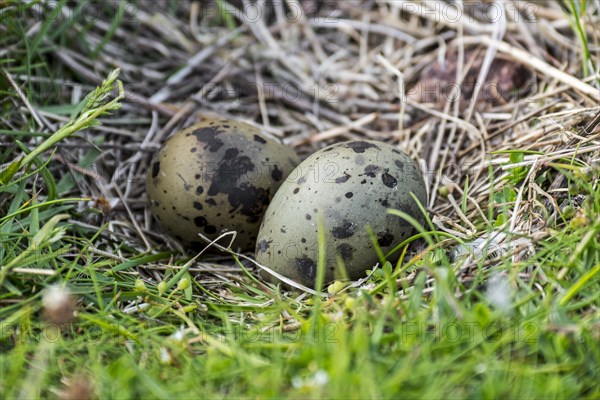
[1,1,599,399]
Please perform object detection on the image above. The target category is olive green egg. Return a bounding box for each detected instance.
[147,119,300,251]
[255,140,427,288]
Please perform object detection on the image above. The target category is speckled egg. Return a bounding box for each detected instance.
[147,119,300,251]
[255,140,427,287]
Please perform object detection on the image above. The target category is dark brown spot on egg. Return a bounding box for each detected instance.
[345,141,378,153]
[211,148,254,187]
[271,165,283,181]
[305,214,312,220]
[204,148,269,222]
[191,147,197,153]
[194,216,207,227]
[206,198,217,206]
[151,161,160,178]
[382,172,398,188]
[193,201,203,211]
[295,256,316,281]
[345,192,353,198]
[253,134,267,144]
[204,225,217,234]
[336,243,354,261]
[293,188,300,194]
[192,127,225,152]
[331,220,356,239]
[196,186,204,195]
[335,173,351,183]
[362,165,379,178]
[257,239,270,253]
[394,160,404,170]
[226,184,270,223]
[377,230,395,247]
